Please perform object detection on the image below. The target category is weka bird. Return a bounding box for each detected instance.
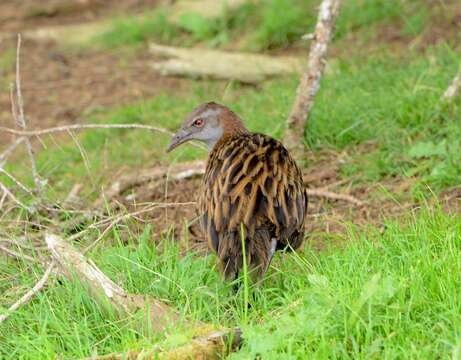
[167,102,307,280]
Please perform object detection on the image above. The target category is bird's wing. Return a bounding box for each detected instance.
[200,133,307,252]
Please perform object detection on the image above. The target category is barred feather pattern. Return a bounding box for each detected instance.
[199,133,308,280]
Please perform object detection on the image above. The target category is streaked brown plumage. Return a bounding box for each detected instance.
[167,102,307,280]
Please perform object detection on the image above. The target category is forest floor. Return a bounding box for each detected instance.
[1,0,461,358]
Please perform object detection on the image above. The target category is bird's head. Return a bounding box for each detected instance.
[167,102,248,152]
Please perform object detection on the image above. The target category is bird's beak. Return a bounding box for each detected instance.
[166,128,191,153]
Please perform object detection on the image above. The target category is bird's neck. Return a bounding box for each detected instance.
[221,111,249,137]
[207,110,249,152]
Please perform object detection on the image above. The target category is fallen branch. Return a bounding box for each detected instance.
[45,232,179,329]
[285,0,341,154]
[0,260,55,324]
[442,64,461,102]
[149,43,302,84]
[45,233,241,358]
[306,187,363,206]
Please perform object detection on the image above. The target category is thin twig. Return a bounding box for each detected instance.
[0,123,208,150]
[0,123,172,137]
[0,137,25,168]
[67,129,96,188]
[0,260,55,324]
[0,180,33,212]
[0,168,35,197]
[12,34,42,195]
[306,187,364,206]
[90,201,196,229]
[82,222,116,254]
[442,63,461,102]
[0,190,7,209]
[0,244,37,263]
[0,236,42,251]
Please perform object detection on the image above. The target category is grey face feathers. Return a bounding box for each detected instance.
[167,102,248,152]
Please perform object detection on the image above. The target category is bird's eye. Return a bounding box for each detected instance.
[193,118,204,127]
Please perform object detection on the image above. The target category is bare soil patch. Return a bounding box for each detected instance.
[0,37,184,148]
[0,0,186,148]
[0,0,160,33]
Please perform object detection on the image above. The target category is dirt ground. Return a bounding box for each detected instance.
[0,0,161,32]
[0,0,183,147]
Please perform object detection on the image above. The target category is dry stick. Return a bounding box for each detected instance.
[0,191,7,209]
[90,201,196,229]
[82,222,115,254]
[21,123,165,136]
[0,137,25,168]
[0,124,205,151]
[0,180,33,212]
[0,244,37,263]
[306,188,364,206]
[0,168,35,197]
[0,123,171,137]
[285,0,341,153]
[12,34,42,195]
[65,201,196,244]
[0,260,55,324]
[442,64,461,102]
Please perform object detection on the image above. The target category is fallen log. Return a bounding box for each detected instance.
[149,43,303,84]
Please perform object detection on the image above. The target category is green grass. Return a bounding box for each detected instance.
[307,46,461,190]
[93,10,179,48]
[2,207,460,358]
[93,0,433,51]
[0,47,15,91]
